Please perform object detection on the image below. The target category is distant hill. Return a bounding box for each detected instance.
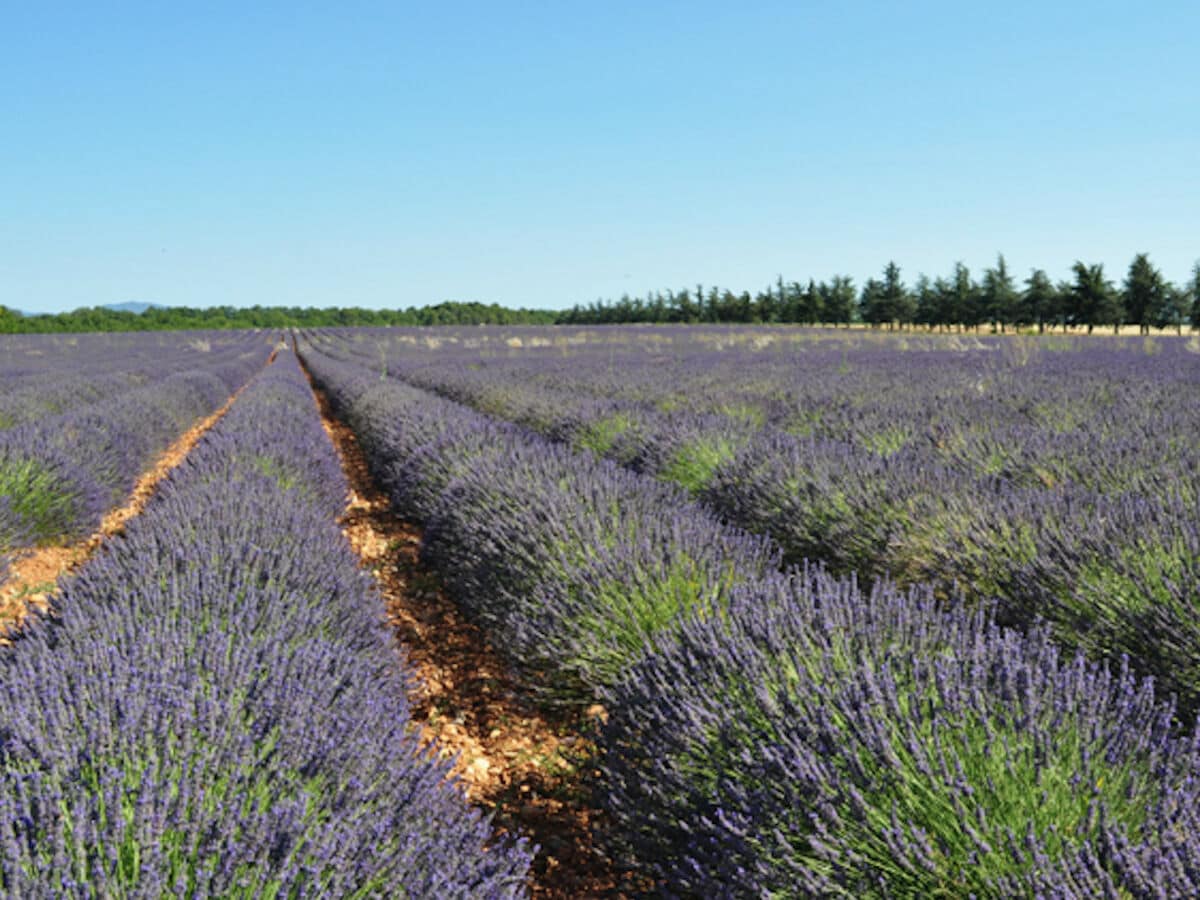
[6,303,167,316]
[103,302,166,314]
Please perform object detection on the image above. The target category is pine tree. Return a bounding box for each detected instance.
[1122,253,1165,335]
[949,263,981,331]
[860,278,887,327]
[1191,262,1200,332]
[914,274,938,327]
[823,276,856,326]
[878,261,912,330]
[982,254,1018,332]
[1070,262,1122,334]
[1154,283,1190,334]
[1022,269,1056,334]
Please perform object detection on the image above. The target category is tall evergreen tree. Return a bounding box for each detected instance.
[1154,282,1191,334]
[1122,253,1165,335]
[860,278,887,327]
[751,278,779,323]
[884,261,914,328]
[703,286,721,322]
[803,279,823,324]
[1022,269,1057,333]
[780,281,801,322]
[1191,261,1200,332]
[949,263,981,331]
[931,276,955,330]
[981,254,1019,333]
[736,291,754,323]
[672,288,695,323]
[1070,262,1122,334]
[815,277,852,326]
[914,274,938,327]
[1053,280,1074,332]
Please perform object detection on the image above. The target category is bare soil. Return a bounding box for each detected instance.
[304,377,641,898]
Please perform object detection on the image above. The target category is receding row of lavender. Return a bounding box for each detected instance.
[1,350,531,896]
[300,326,1200,895]
[0,332,262,430]
[0,332,274,582]
[307,326,1200,714]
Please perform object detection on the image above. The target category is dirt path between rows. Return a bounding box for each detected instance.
[303,377,638,898]
[0,360,272,634]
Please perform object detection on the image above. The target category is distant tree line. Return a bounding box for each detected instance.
[0,300,558,334]
[4,255,1198,335]
[560,255,1200,334]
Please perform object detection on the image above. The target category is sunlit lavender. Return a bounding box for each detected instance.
[0,350,531,897]
[300,326,1200,895]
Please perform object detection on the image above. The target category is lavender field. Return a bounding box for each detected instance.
[300,325,1200,896]
[3,325,1200,896]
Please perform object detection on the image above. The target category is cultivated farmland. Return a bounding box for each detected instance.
[3,325,1200,897]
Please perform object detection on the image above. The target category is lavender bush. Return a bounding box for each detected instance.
[937,484,1200,711]
[423,441,779,700]
[305,352,526,523]
[0,372,227,553]
[601,567,1200,897]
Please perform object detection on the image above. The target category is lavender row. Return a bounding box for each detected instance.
[305,327,1200,505]
[0,331,271,388]
[305,327,1200,715]
[1,372,163,432]
[301,327,1200,495]
[0,350,531,897]
[0,338,274,562]
[0,332,270,431]
[300,347,779,702]
[602,568,1200,897]
[299,342,1200,895]
[0,338,263,432]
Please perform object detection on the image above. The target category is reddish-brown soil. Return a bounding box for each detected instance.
[304,378,642,898]
[0,389,245,634]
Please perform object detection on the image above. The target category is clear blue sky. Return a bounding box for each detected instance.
[3,1,1197,313]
